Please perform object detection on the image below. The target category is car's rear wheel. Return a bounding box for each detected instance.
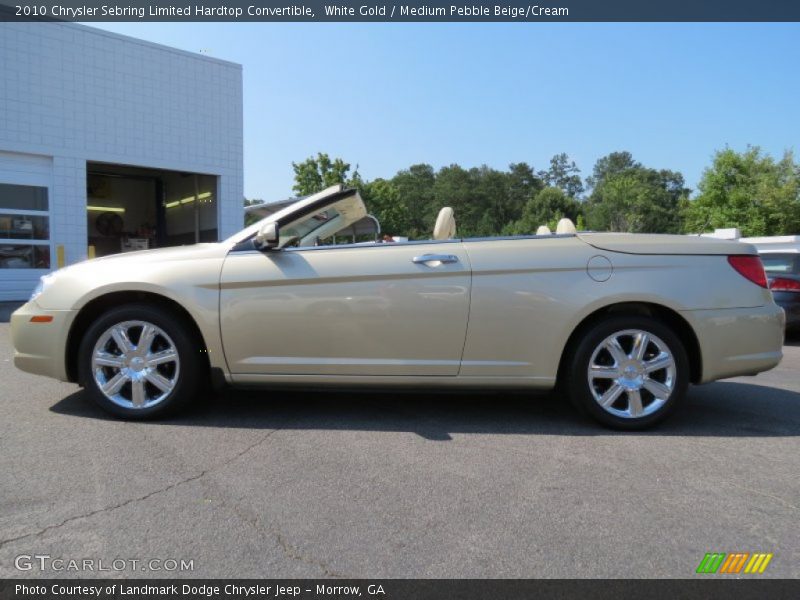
[78,304,200,419]
[564,315,689,430]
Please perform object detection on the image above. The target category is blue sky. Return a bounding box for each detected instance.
[90,22,800,201]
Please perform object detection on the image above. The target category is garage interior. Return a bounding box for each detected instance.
[86,162,218,258]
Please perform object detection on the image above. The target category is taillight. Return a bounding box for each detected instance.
[727,255,768,288]
[769,277,800,292]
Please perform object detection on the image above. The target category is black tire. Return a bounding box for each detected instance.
[563,315,689,430]
[78,303,201,419]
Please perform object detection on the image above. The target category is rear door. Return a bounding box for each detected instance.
[219,241,471,376]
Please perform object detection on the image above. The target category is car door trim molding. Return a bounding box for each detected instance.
[219,267,470,290]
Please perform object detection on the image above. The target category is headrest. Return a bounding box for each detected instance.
[433,207,456,240]
[555,218,577,234]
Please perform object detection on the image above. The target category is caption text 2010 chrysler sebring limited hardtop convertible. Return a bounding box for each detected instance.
[11,185,785,429]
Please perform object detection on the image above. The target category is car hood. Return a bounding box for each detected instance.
[87,243,230,265]
[34,243,232,310]
[577,232,758,256]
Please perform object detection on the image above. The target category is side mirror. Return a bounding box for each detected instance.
[255,222,279,250]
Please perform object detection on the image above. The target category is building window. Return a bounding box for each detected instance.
[0,183,50,269]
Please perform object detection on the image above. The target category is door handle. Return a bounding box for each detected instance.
[412,254,459,265]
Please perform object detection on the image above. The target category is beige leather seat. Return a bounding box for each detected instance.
[433,207,456,240]
[536,225,552,235]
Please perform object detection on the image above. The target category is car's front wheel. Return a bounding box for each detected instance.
[564,315,689,430]
[78,304,201,419]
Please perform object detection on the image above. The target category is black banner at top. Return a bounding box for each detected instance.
[2,0,800,22]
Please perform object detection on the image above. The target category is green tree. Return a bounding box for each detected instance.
[586,166,688,233]
[584,152,689,233]
[506,187,583,234]
[292,153,351,196]
[433,164,479,235]
[539,153,584,198]
[586,151,640,190]
[359,178,409,236]
[391,164,437,239]
[507,162,544,215]
[469,165,518,236]
[284,152,696,239]
[682,147,800,236]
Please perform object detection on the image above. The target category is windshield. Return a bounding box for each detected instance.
[225,185,366,246]
[281,207,343,244]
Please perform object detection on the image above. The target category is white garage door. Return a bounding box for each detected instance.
[0,151,54,302]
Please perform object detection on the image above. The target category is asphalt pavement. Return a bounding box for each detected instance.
[0,315,798,579]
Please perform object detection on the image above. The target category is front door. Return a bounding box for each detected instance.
[219,241,471,376]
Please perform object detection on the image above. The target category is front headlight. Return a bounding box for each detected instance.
[29,273,55,302]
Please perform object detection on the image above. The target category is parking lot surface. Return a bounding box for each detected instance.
[0,318,798,579]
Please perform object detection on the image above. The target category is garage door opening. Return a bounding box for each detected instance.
[87,162,218,258]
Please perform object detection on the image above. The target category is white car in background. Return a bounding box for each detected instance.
[11,185,784,429]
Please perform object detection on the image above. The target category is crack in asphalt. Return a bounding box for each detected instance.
[210,485,348,578]
[724,482,799,511]
[0,428,282,550]
[1,422,346,578]
[273,531,347,579]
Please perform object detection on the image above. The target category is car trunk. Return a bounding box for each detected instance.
[577,232,757,255]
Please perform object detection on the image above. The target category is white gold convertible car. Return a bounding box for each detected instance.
[11,185,785,429]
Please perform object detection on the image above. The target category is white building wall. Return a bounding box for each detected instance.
[0,22,243,300]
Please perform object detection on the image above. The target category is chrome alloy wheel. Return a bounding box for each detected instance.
[587,329,676,419]
[91,320,180,410]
